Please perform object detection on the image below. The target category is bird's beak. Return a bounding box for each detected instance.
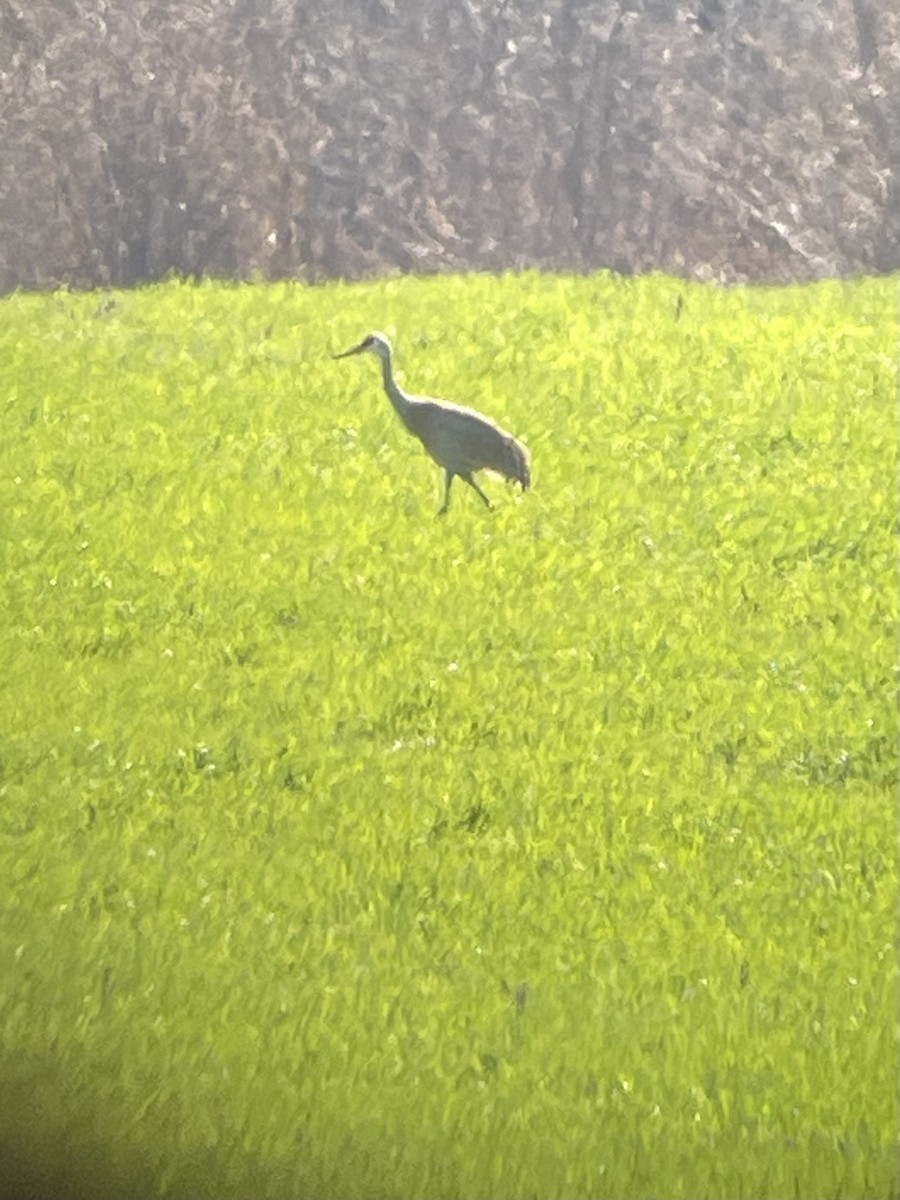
[332,341,365,359]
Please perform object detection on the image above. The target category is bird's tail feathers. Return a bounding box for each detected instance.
[501,435,531,490]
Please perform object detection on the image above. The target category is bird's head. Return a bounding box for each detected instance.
[333,332,392,361]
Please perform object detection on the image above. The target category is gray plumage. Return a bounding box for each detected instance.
[333,332,531,515]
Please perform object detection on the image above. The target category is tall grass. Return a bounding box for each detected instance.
[1,272,897,1199]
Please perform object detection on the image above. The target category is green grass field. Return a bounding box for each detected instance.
[0,271,897,1199]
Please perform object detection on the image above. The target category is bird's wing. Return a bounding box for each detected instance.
[408,399,517,477]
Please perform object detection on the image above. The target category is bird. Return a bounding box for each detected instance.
[333,332,530,515]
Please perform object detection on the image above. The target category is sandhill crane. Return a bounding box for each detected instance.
[333,332,531,515]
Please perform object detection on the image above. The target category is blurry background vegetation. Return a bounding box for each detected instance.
[0,0,897,291]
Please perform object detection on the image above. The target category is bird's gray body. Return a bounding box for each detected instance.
[334,332,530,515]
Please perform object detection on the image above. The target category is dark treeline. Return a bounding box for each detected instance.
[0,0,897,292]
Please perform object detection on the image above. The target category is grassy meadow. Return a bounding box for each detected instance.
[0,271,897,1199]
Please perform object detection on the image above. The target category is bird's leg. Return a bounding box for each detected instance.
[437,469,454,517]
[461,472,492,510]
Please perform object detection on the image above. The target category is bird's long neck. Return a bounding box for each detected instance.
[379,351,415,425]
